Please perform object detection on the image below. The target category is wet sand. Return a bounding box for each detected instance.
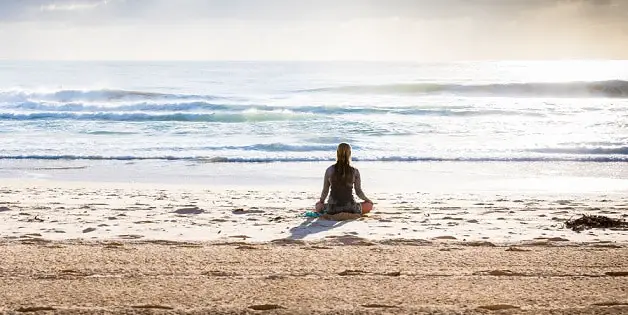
[1,241,627,314]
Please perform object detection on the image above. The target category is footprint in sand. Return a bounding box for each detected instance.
[534,237,569,242]
[338,270,368,276]
[117,234,143,239]
[16,306,56,312]
[325,235,375,246]
[131,305,174,310]
[308,245,332,250]
[473,270,525,276]
[362,304,398,309]
[173,207,204,215]
[505,247,531,252]
[270,238,305,245]
[477,304,520,311]
[433,236,457,240]
[248,304,284,310]
[232,208,265,214]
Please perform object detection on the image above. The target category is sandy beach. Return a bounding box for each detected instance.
[1,177,627,244]
[1,241,627,314]
[1,178,627,314]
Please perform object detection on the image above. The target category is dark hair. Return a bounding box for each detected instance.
[333,143,354,183]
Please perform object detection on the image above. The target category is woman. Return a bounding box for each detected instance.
[316,143,373,215]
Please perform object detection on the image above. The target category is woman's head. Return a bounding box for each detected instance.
[334,143,354,182]
[334,142,353,183]
[336,143,352,165]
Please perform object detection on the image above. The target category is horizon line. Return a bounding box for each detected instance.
[1,58,627,63]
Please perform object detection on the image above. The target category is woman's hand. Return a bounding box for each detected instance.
[315,200,325,212]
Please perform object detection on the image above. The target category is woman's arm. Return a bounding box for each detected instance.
[354,169,371,203]
[319,167,332,203]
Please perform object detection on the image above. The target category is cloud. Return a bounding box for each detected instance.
[39,0,111,12]
[0,0,120,23]
[0,0,627,60]
[1,0,628,24]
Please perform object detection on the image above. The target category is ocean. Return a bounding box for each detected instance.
[1,60,627,193]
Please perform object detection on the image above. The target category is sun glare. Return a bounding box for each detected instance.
[515,60,625,82]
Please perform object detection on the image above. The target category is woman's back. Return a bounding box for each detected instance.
[328,165,356,206]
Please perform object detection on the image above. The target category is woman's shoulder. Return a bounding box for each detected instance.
[325,164,358,173]
[325,165,335,174]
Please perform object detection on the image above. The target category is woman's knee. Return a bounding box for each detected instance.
[361,201,373,214]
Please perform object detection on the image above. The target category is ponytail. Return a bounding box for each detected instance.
[334,143,354,183]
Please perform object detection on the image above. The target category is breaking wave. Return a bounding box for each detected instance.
[0,88,217,103]
[303,80,628,98]
[0,102,544,119]
[530,147,628,155]
[0,111,312,123]
[0,155,626,162]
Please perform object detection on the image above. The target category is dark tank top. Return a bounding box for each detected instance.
[330,167,356,206]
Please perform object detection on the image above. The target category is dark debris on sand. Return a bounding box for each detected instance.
[565,214,628,232]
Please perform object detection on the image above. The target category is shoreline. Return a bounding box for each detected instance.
[2,160,628,194]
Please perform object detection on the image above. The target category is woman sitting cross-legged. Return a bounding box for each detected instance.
[315,143,373,215]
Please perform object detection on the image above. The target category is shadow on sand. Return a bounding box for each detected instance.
[288,213,362,240]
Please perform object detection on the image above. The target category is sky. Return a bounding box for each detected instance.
[0,0,627,61]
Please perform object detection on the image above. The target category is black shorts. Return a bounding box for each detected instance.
[325,202,362,215]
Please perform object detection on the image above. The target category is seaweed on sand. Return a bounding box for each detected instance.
[565,214,628,232]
